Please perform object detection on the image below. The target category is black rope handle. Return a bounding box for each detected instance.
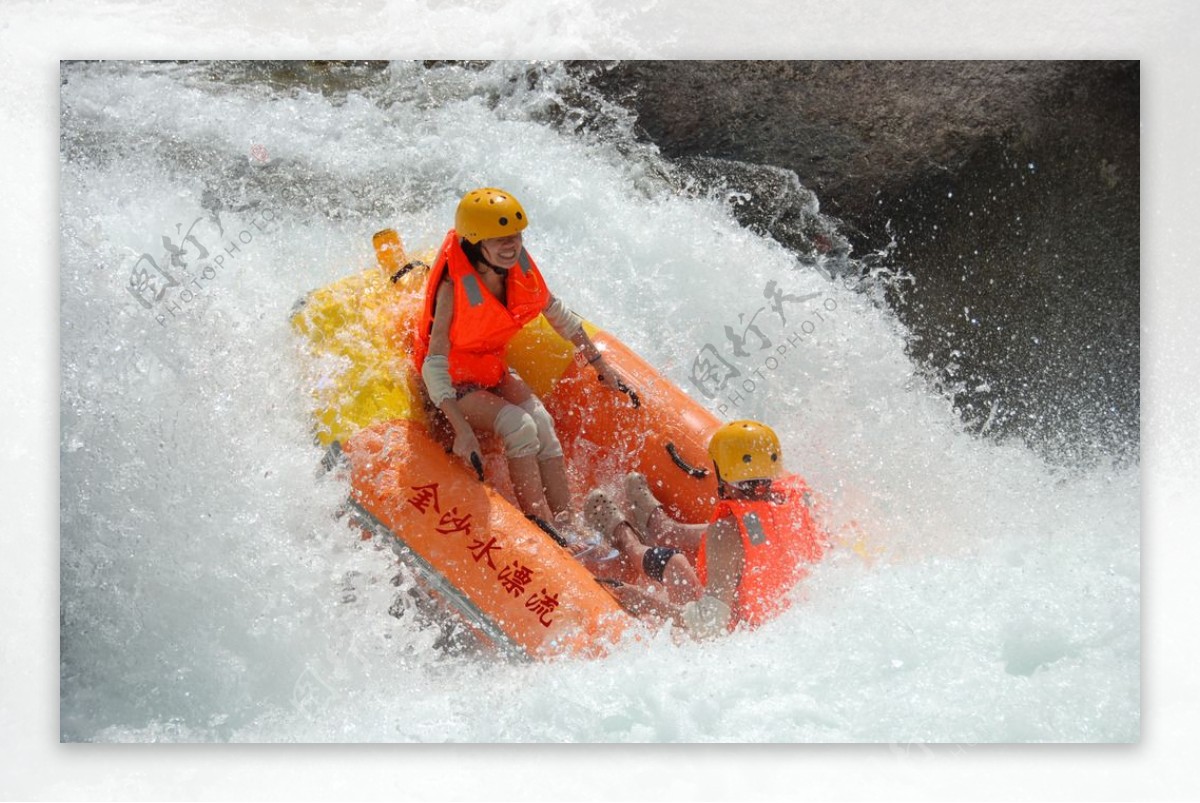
[390,260,428,283]
[526,514,570,548]
[665,442,709,479]
[597,372,641,408]
[616,379,641,408]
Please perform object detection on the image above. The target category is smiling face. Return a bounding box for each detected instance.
[478,232,523,270]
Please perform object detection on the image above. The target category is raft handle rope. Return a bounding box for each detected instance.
[665,442,710,479]
[390,260,429,283]
[444,444,486,482]
[526,514,570,548]
[597,373,641,408]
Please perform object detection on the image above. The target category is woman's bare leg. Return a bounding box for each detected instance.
[585,491,702,603]
[623,472,706,551]
[495,372,572,524]
[506,455,555,522]
[456,390,553,521]
[661,553,703,605]
[538,455,573,524]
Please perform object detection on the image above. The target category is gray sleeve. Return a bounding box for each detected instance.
[421,354,455,406]
[543,294,585,341]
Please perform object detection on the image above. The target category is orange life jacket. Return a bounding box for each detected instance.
[414,231,551,388]
[696,475,825,629]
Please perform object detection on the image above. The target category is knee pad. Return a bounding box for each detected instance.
[519,397,563,460]
[493,405,540,458]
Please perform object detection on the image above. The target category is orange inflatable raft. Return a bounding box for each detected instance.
[291,230,780,659]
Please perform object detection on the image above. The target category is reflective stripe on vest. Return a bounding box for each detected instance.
[741,511,767,545]
[461,273,484,307]
[699,476,824,629]
[413,231,551,387]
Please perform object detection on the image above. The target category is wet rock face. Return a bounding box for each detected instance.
[579,61,1139,462]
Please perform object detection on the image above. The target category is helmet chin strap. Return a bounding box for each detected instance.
[478,253,510,276]
[720,477,776,501]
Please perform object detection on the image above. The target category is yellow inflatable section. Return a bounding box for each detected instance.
[290,262,425,447]
[291,231,599,449]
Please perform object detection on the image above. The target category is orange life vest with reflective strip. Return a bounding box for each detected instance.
[697,475,825,629]
[414,231,551,388]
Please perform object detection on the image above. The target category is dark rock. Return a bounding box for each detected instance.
[575,61,1139,463]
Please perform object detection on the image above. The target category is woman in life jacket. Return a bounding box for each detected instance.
[415,187,634,533]
[584,421,825,636]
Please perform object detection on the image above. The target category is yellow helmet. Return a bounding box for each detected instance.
[708,420,782,483]
[455,187,528,244]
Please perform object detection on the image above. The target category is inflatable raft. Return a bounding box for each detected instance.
[291,230,746,659]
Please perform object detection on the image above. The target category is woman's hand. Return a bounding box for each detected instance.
[450,425,483,477]
[594,358,640,408]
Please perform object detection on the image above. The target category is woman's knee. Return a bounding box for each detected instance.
[493,404,541,458]
[518,397,563,459]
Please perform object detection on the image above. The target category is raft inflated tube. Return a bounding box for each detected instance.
[291,229,790,658]
[343,418,629,659]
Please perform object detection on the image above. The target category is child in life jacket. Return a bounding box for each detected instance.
[415,188,635,534]
[584,420,826,637]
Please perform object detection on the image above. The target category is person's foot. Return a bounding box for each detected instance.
[623,472,664,534]
[580,489,628,564]
[584,490,626,541]
[549,509,586,546]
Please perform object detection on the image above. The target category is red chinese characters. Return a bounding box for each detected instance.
[408,484,474,536]
[498,561,534,598]
[407,482,441,514]
[405,481,561,628]
[468,536,500,569]
[437,507,472,536]
[524,589,560,628]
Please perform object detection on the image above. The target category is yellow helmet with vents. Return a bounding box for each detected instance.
[708,420,783,483]
[455,187,528,244]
